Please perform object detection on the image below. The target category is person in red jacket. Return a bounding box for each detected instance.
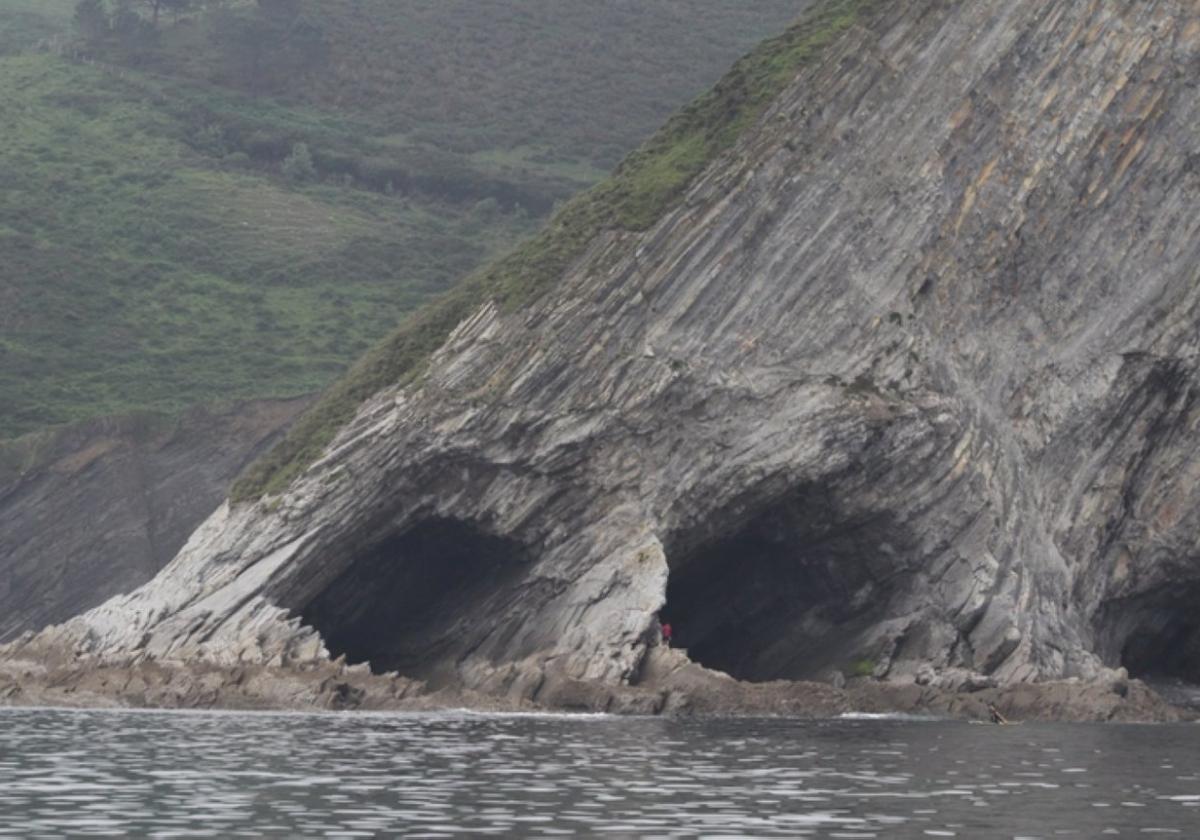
[661,621,673,648]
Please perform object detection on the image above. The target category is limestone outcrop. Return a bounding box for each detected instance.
[9,0,1200,713]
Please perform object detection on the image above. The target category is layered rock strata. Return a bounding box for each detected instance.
[0,397,309,641]
[9,0,1200,715]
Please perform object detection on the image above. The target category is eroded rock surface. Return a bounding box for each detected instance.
[9,1,1200,716]
[0,397,309,641]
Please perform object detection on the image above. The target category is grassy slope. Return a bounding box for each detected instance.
[0,0,808,439]
[0,54,531,435]
[0,0,74,54]
[161,0,818,171]
[231,0,885,502]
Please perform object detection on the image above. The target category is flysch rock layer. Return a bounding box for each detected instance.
[7,1,1200,718]
[0,397,310,643]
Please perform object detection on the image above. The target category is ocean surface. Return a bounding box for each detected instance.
[0,708,1196,838]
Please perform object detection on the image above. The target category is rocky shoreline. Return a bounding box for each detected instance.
[0,646,1189,724]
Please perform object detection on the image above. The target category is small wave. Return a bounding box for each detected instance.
[448,708,618,721]
[837,712,945,722]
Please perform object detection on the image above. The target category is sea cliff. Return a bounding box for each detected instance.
[6,0,1200,721]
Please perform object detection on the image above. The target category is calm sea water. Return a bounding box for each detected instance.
[0,708,1196,838]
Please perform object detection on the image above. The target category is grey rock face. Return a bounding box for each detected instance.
[13,1,1200,703]
[0,398,309,642]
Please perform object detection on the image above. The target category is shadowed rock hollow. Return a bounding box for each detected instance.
[663,482,916,682]
[298,519,533,682]
[11,0,1200,711]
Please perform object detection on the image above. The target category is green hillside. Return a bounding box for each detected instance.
[0,54,533,435]
[0,0,75,54]
[0,0,807,439]
[156,0,818,170]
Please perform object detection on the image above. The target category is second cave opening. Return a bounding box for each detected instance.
[663,485,909,683]
[298,518,530,679]
[1097,583,1200,685]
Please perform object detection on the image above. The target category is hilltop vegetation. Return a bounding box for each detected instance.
[0,54,532,435]
[0,0,806,438]
[76,0,817,171]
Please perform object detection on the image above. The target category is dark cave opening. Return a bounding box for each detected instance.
[1099,584,1200,684]
[299,518,530,678]
[664,486,909,683]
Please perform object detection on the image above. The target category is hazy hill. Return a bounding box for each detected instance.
[0,0,807,438]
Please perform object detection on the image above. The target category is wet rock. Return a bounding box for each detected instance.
[327,682,366,710]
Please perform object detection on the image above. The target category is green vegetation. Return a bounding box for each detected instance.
[0,0,808,439]
[231,0,885,502]
[848,658,878,679]
[0,429,55,487]
[0,54,532,436]
[0,0,75,54]
[111,0,819,171]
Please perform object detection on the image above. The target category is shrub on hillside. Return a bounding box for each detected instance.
[74,0,109,40]
[281,142,315,182]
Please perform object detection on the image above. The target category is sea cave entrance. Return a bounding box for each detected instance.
[299,518,530,679]
[1096,584,1200,684]
[663,486,908,683]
